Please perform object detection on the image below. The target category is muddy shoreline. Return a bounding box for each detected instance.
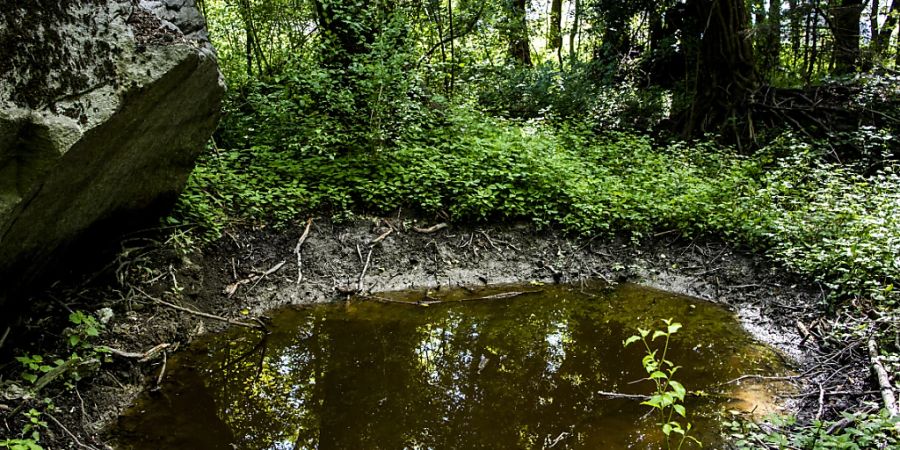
[0,217,839,448]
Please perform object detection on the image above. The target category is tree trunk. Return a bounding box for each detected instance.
[788,0,803,54]
[763,0,783,76]
[830,0,864,74]
[314,0,374,69]
[506,0,532,66]
[679,0,759,146]
[871,0,881,40]
[549,0,563,67]
[874,0,900,56]
[448,0,455,96]
[569,0,580,62]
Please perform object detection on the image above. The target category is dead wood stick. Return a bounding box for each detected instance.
[371,228,393,244]
[465,290,542,302]
[295,218,313,284]
[478,230,498,250]
[787,389,878,398]
[360,295,425,306]
[156,351,167,386]
[250,260,287,290]
[0,326,9,350]
[104,343,170,362]
[721,374,801,386]
[413,223,448,233]
[826,405,878,435]
[136,287,263,329]
[156,298,262,329]
[34,358,100,392]
[868,338,899,417]
[357,247,374,293]
[45,411,97,450]
[815,383,826,420]
[596,391,651,400]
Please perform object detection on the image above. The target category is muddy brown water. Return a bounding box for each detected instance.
[112,282,790,449]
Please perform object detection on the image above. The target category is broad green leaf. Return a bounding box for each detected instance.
[623,336,640,347]
[652,330,667,341]
[667,323,682,334]
[649,371,667,380]
[674,404,686,417]
[669,380,687,400]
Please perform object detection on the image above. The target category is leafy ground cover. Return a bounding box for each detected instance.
[163,89,900,447]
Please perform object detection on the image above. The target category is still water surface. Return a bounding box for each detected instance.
[114,282,788,449]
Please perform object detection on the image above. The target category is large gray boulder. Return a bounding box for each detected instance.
[0,1,224,305]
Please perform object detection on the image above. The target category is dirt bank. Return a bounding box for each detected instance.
[0,216,853,448]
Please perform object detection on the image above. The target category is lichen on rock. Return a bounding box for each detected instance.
[0,0,225,307]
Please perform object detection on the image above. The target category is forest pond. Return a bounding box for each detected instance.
[113,282,791,449]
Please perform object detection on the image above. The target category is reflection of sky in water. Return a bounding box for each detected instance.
[544,321,569,375]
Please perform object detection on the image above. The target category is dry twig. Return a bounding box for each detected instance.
[295,218,313,284]
[104,343,170,362]
[45,411,98,450]
[413,223,448,233]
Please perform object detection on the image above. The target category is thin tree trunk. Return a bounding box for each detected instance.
[549,0,563,68]
[875,0,900,56]
[764,0,783,76]
[448,0,455,96]
[871,0,881,39]
[830,0,864,74]
[506,0,532,66]
[806,0,821,81]
[569,0,580,63]
[788,0,803,54]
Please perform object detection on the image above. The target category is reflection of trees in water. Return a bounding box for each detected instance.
[197,291,761,449]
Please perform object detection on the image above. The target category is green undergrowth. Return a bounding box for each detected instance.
[172,105,899,308]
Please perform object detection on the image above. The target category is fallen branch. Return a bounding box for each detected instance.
[45,411,97,450]
[867,338,899,417]
[295,218,313,284]
[464,290,542,302]
[360,294,425,306]
[155,297,263,329]
[156,351,167,387]
[362,290,543,306]
[103,343,170,362]
[250,260,287,290]
[0,326,9,350]
[720,374,801,386]
[135,287,263,330]
[370,228,393,245]
[357,246,374,293]
[413,223,448,233]
[34,358,100,392]
[596,391,651,400]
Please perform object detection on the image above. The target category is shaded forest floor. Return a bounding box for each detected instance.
[3,97,900,447]
[0,216,881,449]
